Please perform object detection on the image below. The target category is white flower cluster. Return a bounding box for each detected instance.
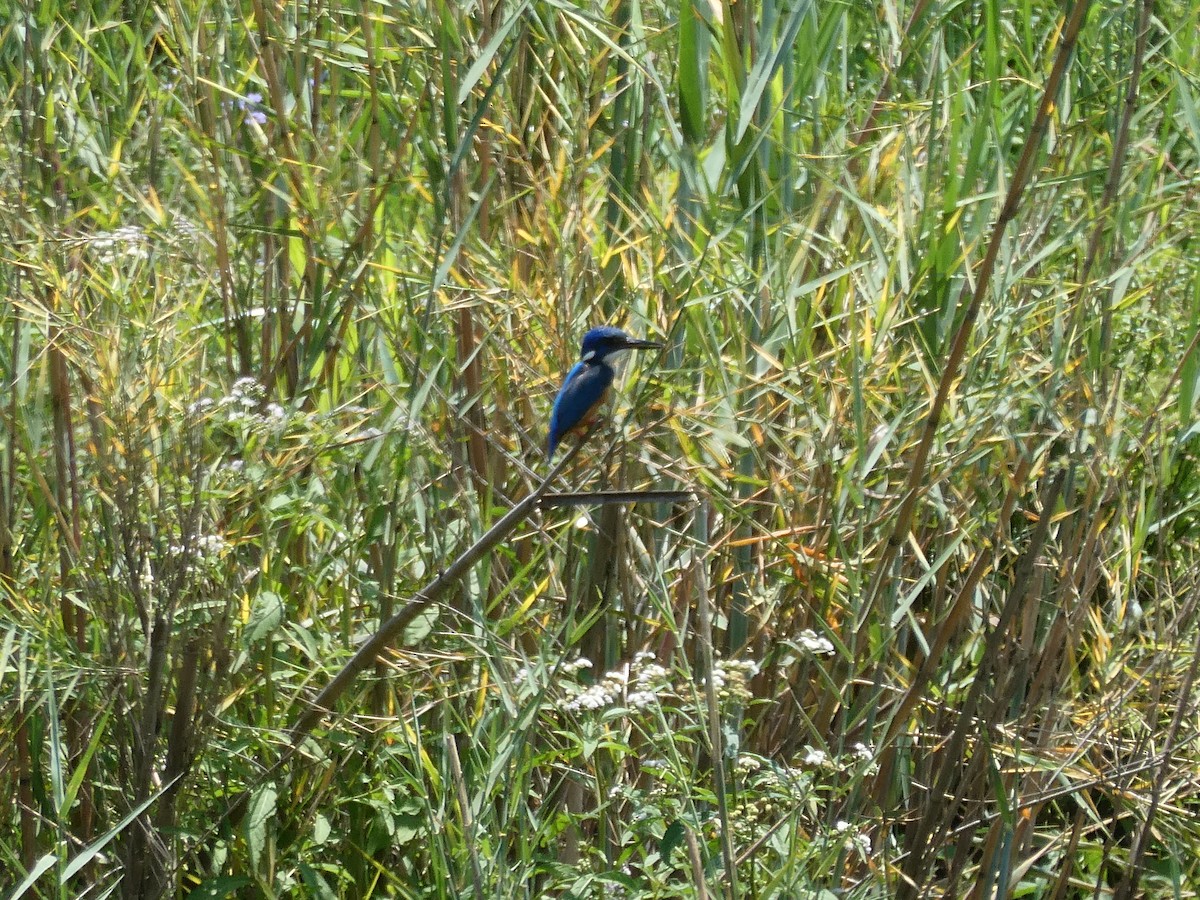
[801,746,830,767]
[626,651,670,709]
[797,629,835,656]
[797,741,876,773]
[564,676,619,712]
[735,754,764,775]
[705,657,760,702]
[561,657,593,675]
[193,533,229,557]
[131,531,231,590]
[729,748,877,859]
[834,819,871,855]
[189,378,288,432]
[165,532,230,575]
[562,652,672,713]
[166,532,228,560]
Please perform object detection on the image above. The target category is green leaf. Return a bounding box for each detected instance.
[246,783,278,872]
[678,0,708,146]
[313,812,332,845]
[660,819,686,860]
[298,863,339,900]
[63,702,113,816]
[733,0,812,146]
[246,591,285,643]
[6,854,57,899]
[402,603,439,644]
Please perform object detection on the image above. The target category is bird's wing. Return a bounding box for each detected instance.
[549,362,614,455]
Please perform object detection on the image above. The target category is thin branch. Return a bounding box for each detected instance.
[288,432,590,747]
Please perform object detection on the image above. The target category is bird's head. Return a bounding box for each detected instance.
[579,326,662,363]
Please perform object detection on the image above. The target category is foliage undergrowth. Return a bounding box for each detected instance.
[2,0,1199,896]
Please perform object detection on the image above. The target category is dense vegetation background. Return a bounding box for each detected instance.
[2,0,1199,896]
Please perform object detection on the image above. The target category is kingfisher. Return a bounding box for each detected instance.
[548,325,663,457]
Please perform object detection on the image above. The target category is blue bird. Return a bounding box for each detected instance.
[548,326,663,457]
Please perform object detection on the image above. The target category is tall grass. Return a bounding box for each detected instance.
[2,0,1199,896]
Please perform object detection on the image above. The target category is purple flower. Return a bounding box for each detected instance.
[236,92,268,125]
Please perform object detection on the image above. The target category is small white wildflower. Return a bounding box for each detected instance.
[605,664,631,687]
[224,408,258,428]
[513,666,530,686]
[264,403,287,422]
[801,746,828,767]
[566,661,664,713]
[634,663,669,686]
[627,690,658,709]
[835,820,852,834]
[848,832,870,854]
[737,754,762,773]
[717,658,760,679]
[853,742,873,761]
[564,683,614,712]
[194,534,228,557]
[188,398,215,416]
[573,514,589,529]
[705,657,758,701]
[798,629,835,656]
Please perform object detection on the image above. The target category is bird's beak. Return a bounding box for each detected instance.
[621,336,663,351]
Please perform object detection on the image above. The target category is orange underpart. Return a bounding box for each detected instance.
[569,392,609,435]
